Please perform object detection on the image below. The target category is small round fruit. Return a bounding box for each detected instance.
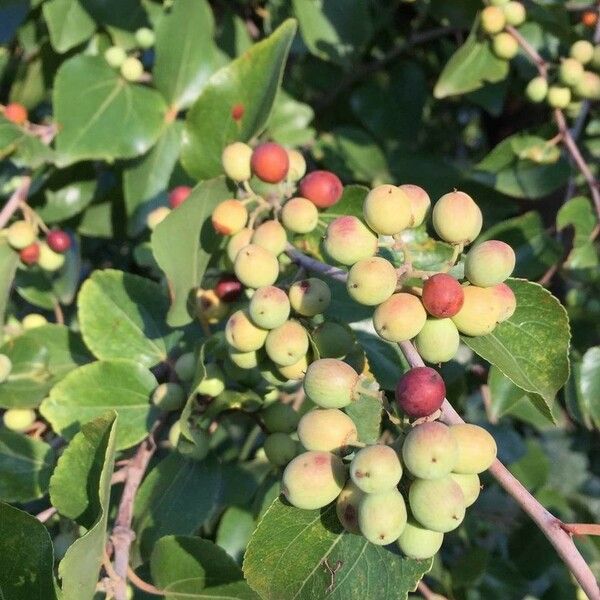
[402,422,458,479]
[350,444,402,493]
[503,1,525,26]
[526,76,548,103]
[450,424,497,474]
[490,282,516,322]
[228,347,259,369]
[303,359,359,409]
[152,382,186,411]
[582,10,598,27]
[227,228,253,262]
[231,103,244,120]
[174,353,195,381]
[178,428,210,461]
[397,520,444,560]
[277,354,308,380]
[251,142,289,183]
[363,184,412,235]
[221,142,253,182]
[451,286,499,336]
[288,278,331,316]
[225,309,268,352]
[38,242,65,271]
[19,243,39,265]
[336,481,364,534]
[265,320,309,366]
[560,58,585,86]
[297,408,358,453]
[196,363,226,397]
[7,220,36,249]
[147,206,171,231]
[196,289,227,324]
[323,216,377,266]
[234,244,279,289]
[312,322,354,358]
[409,477,466,533]
[450,473,481,507]
[298,170,343,208]
[281,197,318,234]
[168,185,192,209]
[395,367,445,419]
[481,6,506,34]
[3,102,28,125]
[492,32,519,60]
[135,27,155,49]
[415,318,460,364]
[358,488,407,545]
[422,273,464,318]
[264,432,297,466]
[432,191,482,245]
[547,86,571,109]
[120,56,144,81]
[347,257,397,306]
[104,46,127,68]
[212,200,248,235]
[287,149,306,181]
[215,275,243,303]
[282,451,347,510]
[574,71,600,100]
[249,286,290,329]
[46,230,71,253]
[0,354,12,383]
[399,184,431,227]
[465,240,515,287]
[251,220,287,255]
[3,408,36,432]
[22,314,47,330]
[261,402,300,433]
[373,293,427,342]
[570,40,594,65]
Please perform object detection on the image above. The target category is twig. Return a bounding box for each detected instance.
[36,506,57,523]
[562,523,600,537]
[53,302,64,325]
[418,580,447,600]
[0,175,31,229]
[127,566,164,596]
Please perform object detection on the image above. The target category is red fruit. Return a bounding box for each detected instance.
[215,275,243,303]
[250,142,289,183]
[231,103,245,120]
[298,171,343,208]
[582,10,598,27]
[395,367,446,418]
[4,103,28,125]
[422,273,464,318]
[169,185,192,209]
[46,230,71,253]
[19,243,40,265]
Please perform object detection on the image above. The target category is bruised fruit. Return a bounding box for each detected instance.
[196,289,227,324]
[324,216,377,265]
[281,197,319,233]
[402,422,457,479]
[450,424,497,474]
[265,320,309,366]
[249,286,290,329]
[222,142,252,182]
[409,477,466,532]
[152,383,185,411]
[287,149,307,181]
[395,367,445,418]
[399,184,431,227]
[297,408,358,452]
[299,170,343,208]
[432,191,482,245]
[251,142,289,183]
[7,220,36,249]
[3,408,36,432]
[234,244,279,288]
[450,472,481,507]
[264,433,297,466]
[312,322,354,358]
[481,6,506,34]
[465,240,515,287]
[490,282,516,322]
[168,186,192,209]
[414,318,460,364]
[350,444,402,493]
[212,200,248,235]
[336,481,364,534]
[363,184,412,235]
[303,359,359,409]
[225,309,268,352]
[288,278,331,316]
[373,293,427,342]
[452,285,499,336]
[422,273,464,318]
[196,364,226,397]
[358,488,407,545]
[215,275,243,303]
[347,257,397,306]
[397,520,444,559]
[251,220,287,255]
[261,402,300,433]
[227,228,253,262]
[146,206,170,230]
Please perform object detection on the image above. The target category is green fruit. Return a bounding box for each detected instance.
[174,353,196,381]
[481,6,506,34]
[502,1,526,26]
[347,257,397,306]
[3,408,36,432]
[492,32,519,60]
[570,40,594,65]
[281,197,318,233]
[288,278,331,316]
[287,150,307,181]
[234,244,279,289]
[297,408,358,452]
[221,142,252,182]
[362,184,412,235]
[7,220,36,249]
[196,364,226,397]
[451,286,499,336]
[225,309,268,352]
[249,286,290,329]
[350,444,403,493]
[574,71,600,100]
[0,354,12,383]
[265,320,309,366]
[414,318,460,364]
[409,477,466,533]
[104,45,127,68]
[282,451,347,510]
[525,76,548,103]
[146,206,171,230]
[120,56,144,82]
[38,242,65,271]
[135,27,155,48]
[547,85,571,108]
[251,220,287,256]
[373,293,427,342]
[336,480,364,534]
[399,184,431,227]
[212,200,248,236]
[264,432,297,466]
[432,191,482,245]
[303,359,359,408]
[178,428,210,461]
[261,402,300,433]
[560,58,585,86]
[323,216,377,266]
[490,283,516,322]
[358,488,407,545]
[465,240,516,287]
[402,422,457,479]
[152,383,185,411]
[226,228,253,262]
[168,421,181,447]
[397,520,444,559]
[22,313,48,330]
[312,322,354,358]
[449,472,481,507]
[277,354,308,380]
[450,424,497,474]
[228,347,259,369]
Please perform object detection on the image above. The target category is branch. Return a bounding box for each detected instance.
[0,175,31,229]
[562,523,600,537]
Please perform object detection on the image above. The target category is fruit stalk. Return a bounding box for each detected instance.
[0,175,31,229]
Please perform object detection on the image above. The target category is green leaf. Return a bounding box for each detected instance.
[267,91,315,147]
[42,0,96,53]
[37,180,97,223]
[0,238,19,323]
[15,268,57,310]
[78,201,113,238]
[566,347,600,430]
[78,269,181,367]
[0,114,54,167]
[557,196,598,272]
[152,177,231,326]
[216,506,256,565]
[40,359,157,450]
[345,391,382,444]
[154,0,216,109]
[462,279,570,420]
[244,498,431,600]
[181,19,297,180]
[53,55,167,166]
[0,429,54,502]
[0,502,58,600]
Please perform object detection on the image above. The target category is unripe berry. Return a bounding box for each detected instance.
[347,257,397,306]
[277,354,308,380]
[323,216,377,266]
[559,58,585,86]
[573,71,600,100]
[336,481,364,534]
[225,309,268,352]
[196,289,227,324]
[358,488,407,545]
[570,40,594,65]
[0,354,12,383]
[465,240,515,287]
[481,6,506,34]
[226,228,253,262]
[422,273,464,318]
[363,184,412,235]
[251,142,289,183]
[547,86,571,108]
[168,185,192,209]
[251,219,287,255]
[7,220,36,249]
[303,359,359,409]
[451,285,499,336]
[399,184,431,227]
[196,363,226,397]
[212,200,248,235]
[395,367,445,418]
[298,170,343,208]
[503,1,526,26]
[449,472,481,507]
[288,278,331,316]
[282,451,347,510]
[120,56,144,82]
[38,242,65,272]
[261,402,300,433]
[221,142,253,182]
[397,520,444,560]
[492,33,519,60]
[312,322,354,358]
[152,382,186,411]
[449,424,497,474]
[228,347,259,369]
[19,243,39,265]
[249,285,290,329]
[286,149,306,181]
[22,313,47,330]
[135,27,155,49]
[432,191,482,245]
[402,422,458,479]
[178,428,210,461]
[297,408,358,453]
[525,76,548,103]
[3,102,28,125]
[490,282,516,322]
[372,293,427,342]
[281,197,318,234]
[174,352,195,381]
[3,408,36,432]
[409,477,466,533]
[104,46,127,68]
[214,274,243,303]
[414,318,460,364]
[265,320,309,366]
[146,206,171,230]
[264,432,297,466]
[46,229,71,253]
[350,444,403,493]
[234,244,279,289]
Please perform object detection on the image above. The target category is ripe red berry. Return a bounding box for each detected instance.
[582,10,598,27]
[395,367,446,418]
[215,275,243,303]
[19,243,40,265]
[250,142,289,183]
[422,273,464,318]
[298,171,343,208]
[168,185,192,209]
[231,103,245,121]
[4,103,28,125]
[46,230,71,253]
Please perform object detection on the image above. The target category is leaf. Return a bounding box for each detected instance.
[15,268,57,310]
[154,0,216,109]
[244,498,431,600]
[53,55,167,166]
[267,91,315,147]
[0,502,58,600]
[42,0,96,53]
[462,279,570,420]
[0,429,54,502]
[37,180,97,223]
[152,177,232,326]
[566,347,600,430]
[78,269,182,367]
[181,19,297,180]
[0,238,19,323]
[40,359,157,450]
[345,391,382,444]
[216,506,256,565]
[57,412,117,600]
[557,196,598,272]
[0,114,54,167]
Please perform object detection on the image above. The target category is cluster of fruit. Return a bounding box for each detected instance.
[146,185,193,230]
[480,0,526,60]
[103,27,155,82]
